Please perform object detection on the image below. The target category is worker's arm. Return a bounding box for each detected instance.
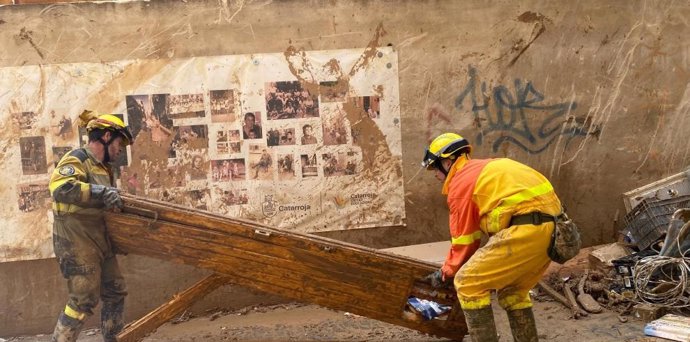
[441,197,482,280]
[49,150,122,209]
[49,151,93,205]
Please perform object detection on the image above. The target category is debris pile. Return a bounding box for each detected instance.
[538,169,690,340]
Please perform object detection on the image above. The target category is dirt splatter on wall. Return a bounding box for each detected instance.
[0,48,404,262]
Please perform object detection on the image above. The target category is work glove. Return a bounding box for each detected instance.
[91,184,123,209]
[424,269,453,289]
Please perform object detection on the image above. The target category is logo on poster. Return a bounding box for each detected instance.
[278,204,311,212]
[351,193,376,205]
[262,195,278,217]
[333,195,348,209]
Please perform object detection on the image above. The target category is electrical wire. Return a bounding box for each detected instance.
[633,255,690,307]
[634,226,690,307]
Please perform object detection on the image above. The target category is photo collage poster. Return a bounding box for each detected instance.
[0,48,404,262]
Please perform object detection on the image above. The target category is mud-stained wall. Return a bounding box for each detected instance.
[3,0,690,335]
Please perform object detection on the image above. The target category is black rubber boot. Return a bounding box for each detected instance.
[463,307,499,342]
[101,299,125,342]
[51,312,85,342]
[507,307,539,342]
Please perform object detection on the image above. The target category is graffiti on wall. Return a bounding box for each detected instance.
[454,66,595,153]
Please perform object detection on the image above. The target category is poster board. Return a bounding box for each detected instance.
[0,47,405,262]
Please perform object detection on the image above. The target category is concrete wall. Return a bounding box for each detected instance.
[3,0,690,336]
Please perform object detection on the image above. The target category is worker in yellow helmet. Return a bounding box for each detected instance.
[422,132,566,342]
[49,111,134,342]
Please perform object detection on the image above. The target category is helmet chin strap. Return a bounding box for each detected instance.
[98,134,114,164]
[436,160,450,177]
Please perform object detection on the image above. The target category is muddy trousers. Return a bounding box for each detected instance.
[51,304,123,342]
[51,306,124,342]
[506,307,538,342]
[462,306,538,342]
[51,257,126,342]
[52,216,127,342]
[463,307,498,342]
[51,253,127,342]
[455,224,552,342]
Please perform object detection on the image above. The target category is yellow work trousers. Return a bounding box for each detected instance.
[454,222,553,311]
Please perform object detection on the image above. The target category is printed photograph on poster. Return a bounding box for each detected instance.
[149,94,174,143]
[322,150,361,177]
[170,124,209,156]
[267,127,296,147]
[217,142,229,154]
[322,108,349,145]
[277,153,295,181]
[265,81,319,120]
[188,154,209,181]
[52,146,73,167]
[352,127,362,145]
[168,94,205,119]
[228,129,241,153]
[186,189,210,210]
[157,188,184,205]
[12,112,37,130]
[211,159,245,182]
[167,165,187,188]
[120,167,142,195]
[320,81,348,103]
[148,168,165,189]
[300,153,318,178]
[350,96,381,119]
[78,114,129,180]
[210,89,236,123]
[248,144,273,180]
[216,129,229,154]
[213,187,249,209]
[126,94,151,140]
[229,129,240,142]
[50,110,74,142]
[19,136,47,175]
[242,112,262,139]
[215,129,241,154]
[300,123,319,145]
[17,183,50,213]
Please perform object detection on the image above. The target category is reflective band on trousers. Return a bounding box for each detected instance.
[64,305,86,321]
[451,230,482,246]
[488,181,554,233]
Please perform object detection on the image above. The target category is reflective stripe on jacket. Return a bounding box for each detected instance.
[440,157,561,279]
[49,147,114,215]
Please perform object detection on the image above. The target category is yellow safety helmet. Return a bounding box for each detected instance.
[421,133,472,169]
[82,112,133,146]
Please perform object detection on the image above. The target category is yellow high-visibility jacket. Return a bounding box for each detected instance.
[440,157,561,279]
[49,147,114,216]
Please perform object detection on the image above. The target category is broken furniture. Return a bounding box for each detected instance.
[106,195,467,341]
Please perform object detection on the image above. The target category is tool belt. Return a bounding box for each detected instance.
[509,212,556,226]
[509,211,581,264]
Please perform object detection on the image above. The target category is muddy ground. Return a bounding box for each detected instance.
[8,298,667,342]
[7,246,673,342]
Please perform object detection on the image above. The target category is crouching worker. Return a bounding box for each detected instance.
[422,133,569,342]
[49,111,134,342]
